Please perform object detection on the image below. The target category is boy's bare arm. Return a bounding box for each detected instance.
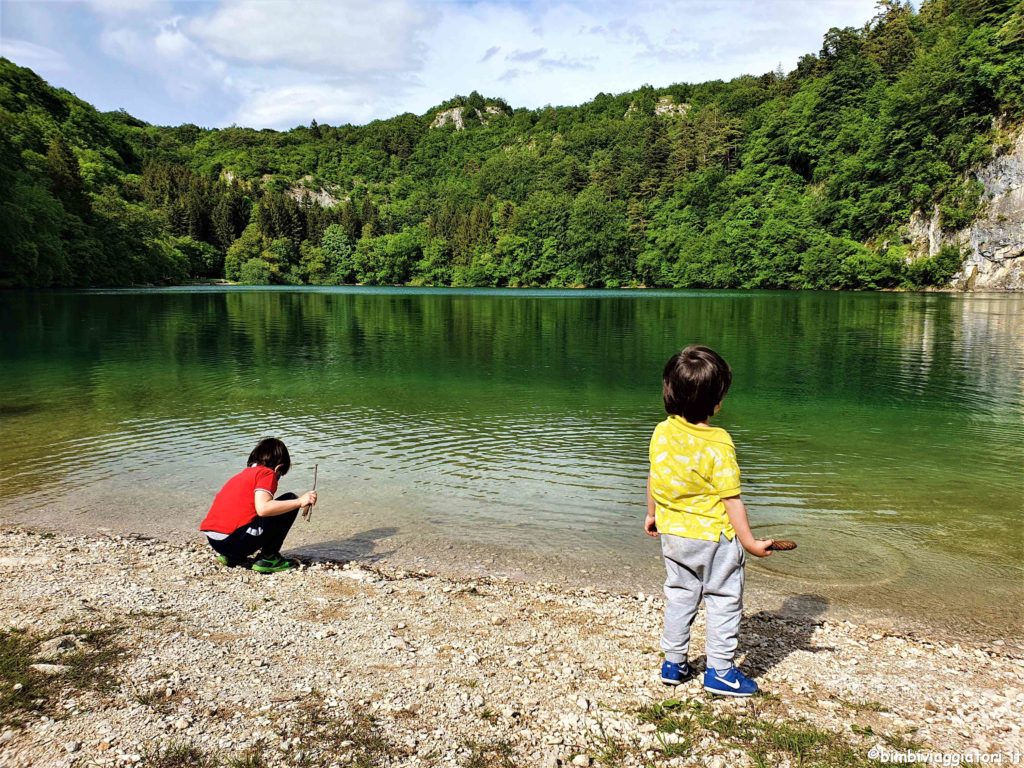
[644,475,659,537]
[254,490,317,517]
[723,496,773,557]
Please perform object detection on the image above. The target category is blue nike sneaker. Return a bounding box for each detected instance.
[702,665,759,697]
[660,659,691,685]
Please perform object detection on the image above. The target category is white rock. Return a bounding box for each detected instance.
[30,663,69,676]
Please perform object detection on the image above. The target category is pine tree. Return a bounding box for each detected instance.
[45,133,88,217]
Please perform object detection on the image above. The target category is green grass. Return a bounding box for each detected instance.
[635,696,880,768]
[836,698,890,714]
[225,747,268,768]
[143,742,219,768]
[0,626,124,728]
[283,695,404,768]
[462,739,519,768]
[0,629,46,728]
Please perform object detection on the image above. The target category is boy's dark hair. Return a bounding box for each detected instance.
[662,345,732,423]
[248,437,290,476]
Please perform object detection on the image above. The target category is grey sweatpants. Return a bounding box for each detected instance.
[660,532,745,671]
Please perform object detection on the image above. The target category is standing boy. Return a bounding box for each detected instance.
[645,345,773,697]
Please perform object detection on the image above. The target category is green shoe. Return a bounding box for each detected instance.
[252,554,297,574]
[215,554,252,569]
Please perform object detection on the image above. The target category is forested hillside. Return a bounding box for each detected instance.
[1,0,1021,289]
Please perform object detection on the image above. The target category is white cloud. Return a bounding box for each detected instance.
[100,17,230,107]
[88,0,164,16]
[0,39,69,72]
[13,0,880,128]
[229,81,384,127]
[189,0,431,74]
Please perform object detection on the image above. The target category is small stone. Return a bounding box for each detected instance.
[36,635,79,660]
[29,663,69,676]
[575,696,590,711]
[12,683,23,691]
[572,755,591,767]
[173,718,189,730]
[491,615,506,626]
[66,741,81,754]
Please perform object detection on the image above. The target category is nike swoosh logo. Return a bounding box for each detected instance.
[714,675,741,689]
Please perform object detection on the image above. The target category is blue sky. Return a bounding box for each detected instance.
[1,0,878,129]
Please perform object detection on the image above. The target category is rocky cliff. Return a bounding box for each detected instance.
[908,128,1024,290]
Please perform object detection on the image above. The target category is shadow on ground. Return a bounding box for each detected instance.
[290,526,399,565]
[741,594,833,678]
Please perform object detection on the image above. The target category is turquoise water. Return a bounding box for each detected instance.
[1,288,1021,634]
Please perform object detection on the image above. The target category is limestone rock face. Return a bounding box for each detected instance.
[654,96,690,117]
[287,175,340,207]
[431,107,466,130]
[908,128,1024,290]
[430,105,506,131]
[959,129,1024,289]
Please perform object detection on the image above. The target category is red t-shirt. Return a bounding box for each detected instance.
[199,466,279,535]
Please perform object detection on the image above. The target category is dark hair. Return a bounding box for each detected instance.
[662,345,732,423]
[248,437,290,476]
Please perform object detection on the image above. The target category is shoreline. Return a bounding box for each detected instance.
[18,284,1024,294]
[5,512,1021,645]
[1,527,1021,767]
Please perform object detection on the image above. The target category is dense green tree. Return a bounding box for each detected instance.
[0,0,1020,289]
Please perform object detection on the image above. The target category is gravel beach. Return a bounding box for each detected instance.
[0,527,1021,768]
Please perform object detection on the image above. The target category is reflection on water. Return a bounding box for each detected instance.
[1,288,1021,634]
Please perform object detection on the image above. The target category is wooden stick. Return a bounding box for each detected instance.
[301,463,318,521]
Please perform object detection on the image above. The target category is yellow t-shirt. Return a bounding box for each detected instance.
[649,415,742,541]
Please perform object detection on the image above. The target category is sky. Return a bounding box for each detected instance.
[0,0,879,130]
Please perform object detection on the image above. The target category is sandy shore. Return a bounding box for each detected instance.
[0,527,1021,768]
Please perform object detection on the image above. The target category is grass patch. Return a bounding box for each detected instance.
[0,626,124,728]
[347,713,392,768]
[837,697,890,713]
[462,739,519,768]
[637,696,878,767]
[881,729,923,751]
[225,747,269,768]
[0,629,46,727]
[61,627,123,693]
[143,741,219,768]
[281,695,406,768]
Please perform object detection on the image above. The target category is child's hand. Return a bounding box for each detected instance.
[744,538,774,558]
[299,491,318,508]
[644,513,659,538]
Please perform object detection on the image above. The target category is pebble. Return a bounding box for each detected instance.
[29,663,70,675]
[0,528,1017,767]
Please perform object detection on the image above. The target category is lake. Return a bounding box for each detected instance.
[1,288,1021,636]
